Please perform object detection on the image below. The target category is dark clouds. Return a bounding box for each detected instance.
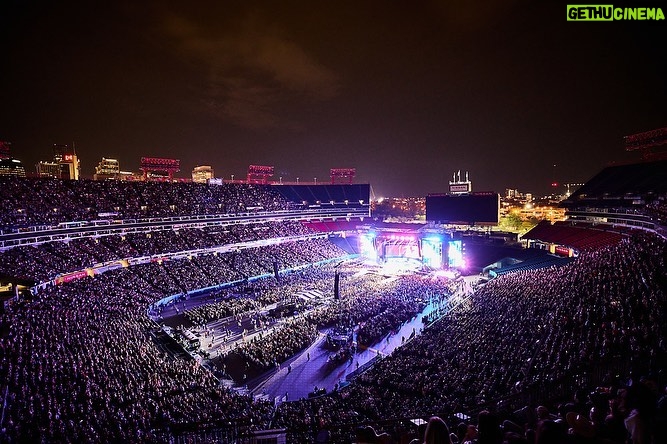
[0,1,665,197]
[162,12,339,129]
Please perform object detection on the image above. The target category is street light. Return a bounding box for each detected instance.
[296,177,299,184]
[231,174,234,182]
[314,177,317,184]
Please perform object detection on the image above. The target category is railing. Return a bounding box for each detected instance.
[0,386,8,435]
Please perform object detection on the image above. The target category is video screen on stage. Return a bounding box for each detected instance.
[447,240,464,268]
[421,238,442,268]
[385,244,420,259]
[426,193,499,224]
[359,234,377,260]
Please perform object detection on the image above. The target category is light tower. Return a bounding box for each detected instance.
[624,127,667,160]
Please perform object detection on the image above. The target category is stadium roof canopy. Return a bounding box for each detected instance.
[562,160,667,207]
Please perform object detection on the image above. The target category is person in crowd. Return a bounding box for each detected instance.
[423,416,453,444]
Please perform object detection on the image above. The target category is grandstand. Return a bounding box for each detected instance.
[561,159,667,230]
[0,178,371,234]
[522,220,624,252]
[564,159,667,201]
[485,253,573,277]
[0,175,666,444]
[520,159,667,259]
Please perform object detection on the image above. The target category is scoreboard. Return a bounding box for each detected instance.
[426,193,499,225]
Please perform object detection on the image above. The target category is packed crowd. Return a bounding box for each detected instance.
[0,220,325,283]
[646,199,667,226]
[189,267,453,382]
[181,266,336,327]
[272,233,667,443]
[353,276,443,346]
[0,234,353,442]
[0,177,294,229]
[225,320,319,375]
[0,269,275,443]
[285,380,667,444]
[136,238,347,299]
[1,175,666,443]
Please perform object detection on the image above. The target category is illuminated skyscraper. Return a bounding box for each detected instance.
[0,141,26,177]
[52,144,81,180]
[0,158,26,177]
[36,161,61,178]
[94,158,121,180]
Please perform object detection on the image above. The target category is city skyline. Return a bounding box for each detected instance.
[0,145,582,199]
[1,1,665,197]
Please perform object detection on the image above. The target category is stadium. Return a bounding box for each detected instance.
[0,159,666,444]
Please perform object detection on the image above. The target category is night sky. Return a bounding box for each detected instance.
[1,1,665,197]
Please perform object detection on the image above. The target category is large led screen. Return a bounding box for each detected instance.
[426,193,499,225]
